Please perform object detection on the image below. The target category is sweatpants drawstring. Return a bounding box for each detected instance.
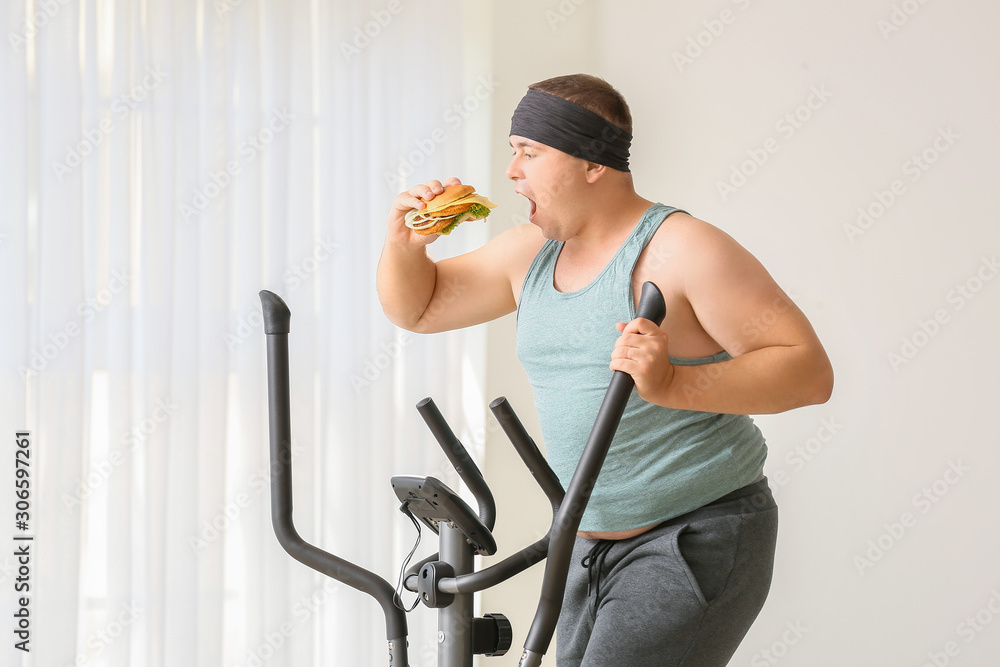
[581,540,615,611]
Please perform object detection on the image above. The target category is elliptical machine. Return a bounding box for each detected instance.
[259,282,665,666]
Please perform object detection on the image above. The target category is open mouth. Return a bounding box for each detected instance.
[517,191,538,222]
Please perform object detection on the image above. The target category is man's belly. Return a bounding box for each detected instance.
[578,522,660,540]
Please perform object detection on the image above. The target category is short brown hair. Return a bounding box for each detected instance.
[528,74,633,136]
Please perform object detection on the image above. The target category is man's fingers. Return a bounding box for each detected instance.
[609,354,651,378]
[396,193,426,211]
[403,177,463,208]
[619,334,642,350]
[617,319,661,343]
[423,177,462,196]
[626,317,661,334]
[618,319,642,336]
[614,320,668,363]
[405,181,441,204]
[612,347,639,365]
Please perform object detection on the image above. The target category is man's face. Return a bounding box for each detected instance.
[506,135,589,240]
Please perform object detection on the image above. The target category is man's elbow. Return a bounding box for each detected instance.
[380,303,433,334]
[376,284,431,333]
[804,355,835,406]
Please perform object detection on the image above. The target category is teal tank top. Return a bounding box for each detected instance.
[516,203,767,532]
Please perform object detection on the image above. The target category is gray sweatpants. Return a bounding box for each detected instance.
[556,477,778,666]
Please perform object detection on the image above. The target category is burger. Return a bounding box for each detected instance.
[404,184,497,235]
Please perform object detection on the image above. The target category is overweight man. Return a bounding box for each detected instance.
[376,74,833,667]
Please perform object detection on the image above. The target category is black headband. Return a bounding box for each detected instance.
[509,89,632,172]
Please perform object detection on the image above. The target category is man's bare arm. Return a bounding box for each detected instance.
[612,216,834,414]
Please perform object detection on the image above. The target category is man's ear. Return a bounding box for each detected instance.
[584,161,606,184]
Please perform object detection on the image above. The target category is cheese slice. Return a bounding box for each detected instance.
[444,193,498,210]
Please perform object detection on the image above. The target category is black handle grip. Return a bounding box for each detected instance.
[519,281,665,666]
[259,289,291,334]
[415,397,497,532]
[634,279,667,326]
[489,397,564,511]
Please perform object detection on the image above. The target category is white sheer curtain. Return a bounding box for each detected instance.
[1,1,490,665]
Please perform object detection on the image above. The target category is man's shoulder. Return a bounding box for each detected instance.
[656,208,718,234]
[637,210,749,290]
[650,210,741,257]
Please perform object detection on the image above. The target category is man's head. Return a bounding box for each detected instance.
[506,74,636,239]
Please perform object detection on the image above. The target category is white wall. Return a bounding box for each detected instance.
[478,0,1000,664]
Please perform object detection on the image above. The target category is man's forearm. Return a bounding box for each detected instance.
[376,241,437,330]
[656,344,834,415]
